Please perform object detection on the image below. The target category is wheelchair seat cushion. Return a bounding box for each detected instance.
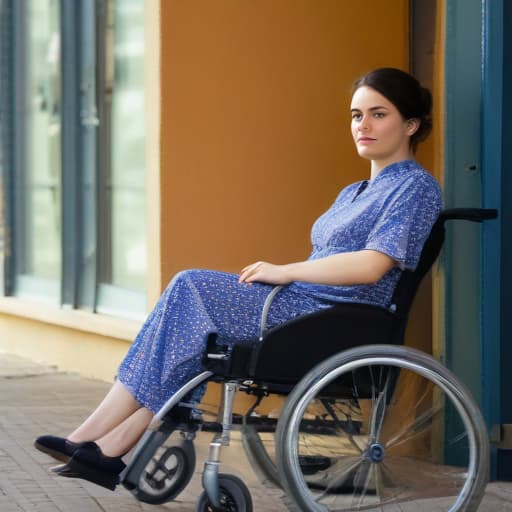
[208,302,397,386]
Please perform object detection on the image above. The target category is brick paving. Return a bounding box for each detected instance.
[0,352,511,511]
[0,353,287,512]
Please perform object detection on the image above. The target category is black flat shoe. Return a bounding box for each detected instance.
[34,435,85,463]
[53,441,126,491]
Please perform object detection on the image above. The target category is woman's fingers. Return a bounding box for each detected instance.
[239,262,266,283]
[244,268,262,283]
[242,261,263,272]
[239,262,290,285]
[239,262,263,281]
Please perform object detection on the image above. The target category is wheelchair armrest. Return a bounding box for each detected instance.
[248,302,398,384]
[440,208,498,223]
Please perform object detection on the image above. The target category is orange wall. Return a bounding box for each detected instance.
[159,0,410,282]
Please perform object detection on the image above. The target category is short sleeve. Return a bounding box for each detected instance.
[365,176,442,270]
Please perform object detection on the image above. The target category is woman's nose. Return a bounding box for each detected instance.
[358,116,370,130]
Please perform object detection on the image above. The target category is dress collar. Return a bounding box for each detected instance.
[369,160,418,185]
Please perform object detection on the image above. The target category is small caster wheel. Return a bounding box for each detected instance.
[135,439,196,504]
[196,473,253,512]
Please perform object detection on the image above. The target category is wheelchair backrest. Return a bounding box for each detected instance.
[389,208,497,332]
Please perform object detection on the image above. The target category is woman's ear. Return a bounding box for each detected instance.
[406,118,420,136]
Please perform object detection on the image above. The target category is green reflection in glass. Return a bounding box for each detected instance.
[23,0,61,280]
[108,0,147,291]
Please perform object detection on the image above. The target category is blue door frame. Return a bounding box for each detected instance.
[482,0,512,481]
[445,0,511,480]
[499,4,512,480]
[444,0,484,401]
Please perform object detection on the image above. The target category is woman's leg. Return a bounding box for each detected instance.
[116,270,277,412]
[95,407,154,457]
[117,270,330,413]
[47,271,332,491]
[49,271,326,449]
[67,381,142,443]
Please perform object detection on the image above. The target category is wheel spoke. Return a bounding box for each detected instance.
[351,460,374,509]
[368,368,391,442]
[312,457,365,504]
[384,402,444,452]
[321,399,364,455]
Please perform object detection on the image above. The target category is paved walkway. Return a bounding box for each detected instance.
[0,352,511,511]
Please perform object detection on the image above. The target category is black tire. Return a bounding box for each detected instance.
[196,474,253,512]
[241,421,281,488]
[135,439,196,504]
[276,345,489,512]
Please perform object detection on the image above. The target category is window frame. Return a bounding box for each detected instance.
[0,0,15,297]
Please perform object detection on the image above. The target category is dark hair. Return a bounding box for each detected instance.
[353,67,432,150]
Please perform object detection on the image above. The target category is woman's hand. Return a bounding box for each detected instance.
[238,261,293,285]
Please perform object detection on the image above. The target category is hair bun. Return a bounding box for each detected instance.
[419,86,432,117]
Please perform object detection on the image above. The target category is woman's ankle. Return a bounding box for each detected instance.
[95,440,129,458]
[67,433,88,444]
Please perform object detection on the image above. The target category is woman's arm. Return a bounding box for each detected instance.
[238,250,395,286]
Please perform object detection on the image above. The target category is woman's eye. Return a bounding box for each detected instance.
[374,112,385,118]
[352,113,362,121]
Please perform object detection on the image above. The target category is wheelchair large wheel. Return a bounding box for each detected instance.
[276,345,489,512]
[135,438,196,504]
[196,473,253,512]
[242,420,281,488]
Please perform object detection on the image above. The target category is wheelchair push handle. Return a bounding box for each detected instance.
[440,207,498,223]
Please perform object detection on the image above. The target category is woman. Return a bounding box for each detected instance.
[35,67,442,489]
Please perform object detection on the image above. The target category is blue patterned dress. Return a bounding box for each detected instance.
[118,160,442,413]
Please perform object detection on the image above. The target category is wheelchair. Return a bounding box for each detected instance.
[121,208,496,512]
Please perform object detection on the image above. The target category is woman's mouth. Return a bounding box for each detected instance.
[357,137,376,144]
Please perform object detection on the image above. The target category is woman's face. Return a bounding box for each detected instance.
[350,86,418,168]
